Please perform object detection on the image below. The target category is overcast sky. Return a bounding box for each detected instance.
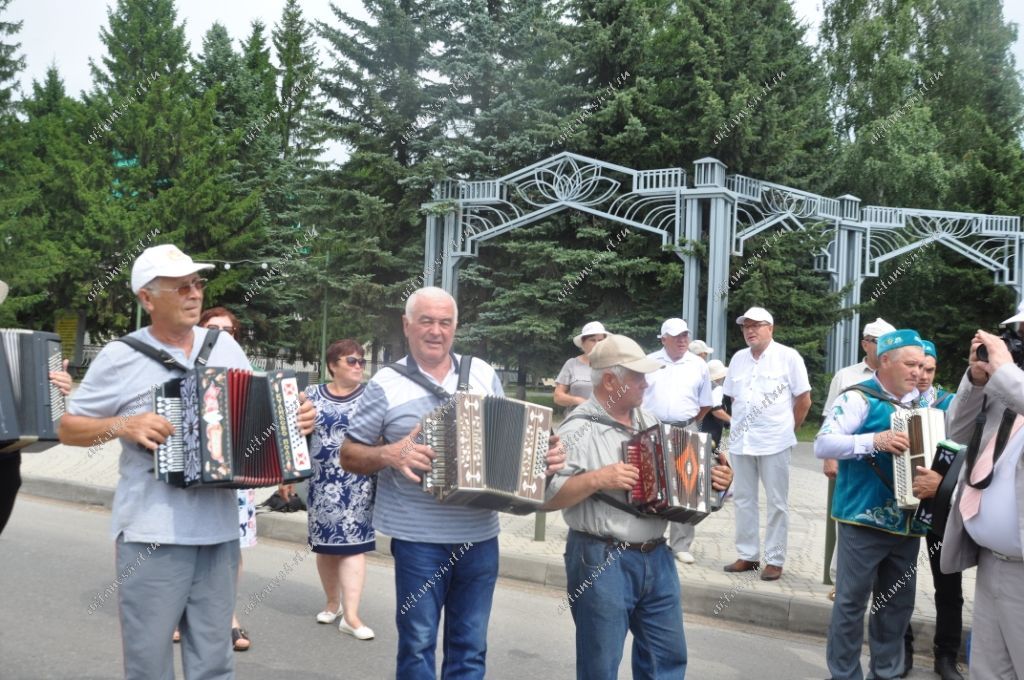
[7,0,1024,158]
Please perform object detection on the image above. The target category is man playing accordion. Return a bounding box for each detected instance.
[545,333,732,680]
[815,329,929,680]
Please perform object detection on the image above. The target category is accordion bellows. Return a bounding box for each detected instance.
[420,392,552,515]
[153,367,312,488]
[0,329,64,453]
[624,424,723,524]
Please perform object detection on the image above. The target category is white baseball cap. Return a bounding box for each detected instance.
[862,317,896,338]
[736,306,774,325]
[573,321,609,349]
[689,339,712,356]
[1001,301,1024,326]
[590,334,664,374]
[131,244,214,294]
[659,318,690,338]
[0,280,7,305]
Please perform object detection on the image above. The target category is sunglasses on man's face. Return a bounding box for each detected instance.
[344,356,367,367]
[150,277,207,297]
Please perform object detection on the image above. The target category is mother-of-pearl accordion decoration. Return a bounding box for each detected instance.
[420,392,551,515]
[890,407,945,510]
[623,424,724,525]
[153,367,311,488]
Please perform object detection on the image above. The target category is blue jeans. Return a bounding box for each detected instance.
[564,530,687,679]
[392,537,499,680]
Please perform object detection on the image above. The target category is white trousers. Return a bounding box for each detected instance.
[731,447,791,565]
[668,522,694,553]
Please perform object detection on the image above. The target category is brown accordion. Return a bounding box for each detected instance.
[623,424,724,524]
[153,367,312,488]
[0,330,65,453]
[420,391,552,514]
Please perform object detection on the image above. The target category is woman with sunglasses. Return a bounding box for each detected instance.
[304,339,376,640]
[195,307,254,652]
[553,321,608,414]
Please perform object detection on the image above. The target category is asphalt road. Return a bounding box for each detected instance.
[0,495,937,680]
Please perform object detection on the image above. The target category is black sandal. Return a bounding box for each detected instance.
[232,627,251,652]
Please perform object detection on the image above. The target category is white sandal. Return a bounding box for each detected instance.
[316,608,343,624]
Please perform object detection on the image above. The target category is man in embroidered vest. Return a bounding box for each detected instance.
[341,286,565,680]
[940,323,1024,679]
[545,333,733,679]
[815,329,928,680]
[903,339,963,679]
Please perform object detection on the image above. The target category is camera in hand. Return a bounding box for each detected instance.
[977,328,1024,365]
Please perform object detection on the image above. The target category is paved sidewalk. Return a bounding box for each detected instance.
[19,439,974,652]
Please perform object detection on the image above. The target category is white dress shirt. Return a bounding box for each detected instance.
[815,383,919,459]
[723,340,811,456]
[822,361,875,415]
[642,348,712,423]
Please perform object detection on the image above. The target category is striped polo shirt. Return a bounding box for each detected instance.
[345,353,505,543]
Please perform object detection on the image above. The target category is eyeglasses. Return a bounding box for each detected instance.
[344,356,367,367]
[149,277,207,297]
[741,322,770,330]
[205,324,235,336]
[863,338,878,344]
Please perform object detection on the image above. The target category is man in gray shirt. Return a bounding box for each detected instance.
[59,244,315,680]
[546,334,733,679]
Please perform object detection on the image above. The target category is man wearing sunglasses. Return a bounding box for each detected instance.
[59,244,316,680]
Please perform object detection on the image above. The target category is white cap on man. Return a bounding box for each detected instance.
[863,317,896,338]
[736,307,773,325]
[658,318,689,338]
[1001,301,1024,326]
[131,244,214,294]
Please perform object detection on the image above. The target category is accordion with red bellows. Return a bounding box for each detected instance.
[152,367,312,488]
[623,424,724,524]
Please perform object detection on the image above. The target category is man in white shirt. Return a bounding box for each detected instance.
[643,318,712,564]
[722,307,812,581]
[822,318,897,584]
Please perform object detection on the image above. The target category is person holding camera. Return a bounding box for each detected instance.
[940,320,1024,679]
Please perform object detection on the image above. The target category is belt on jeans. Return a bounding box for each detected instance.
[574,530,666,553]
[989,549,1024,562]
[666,418,695,428]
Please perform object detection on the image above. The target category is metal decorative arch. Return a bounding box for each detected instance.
[422,152,1022,372]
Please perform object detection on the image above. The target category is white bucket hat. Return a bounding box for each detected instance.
[573,321,609,349]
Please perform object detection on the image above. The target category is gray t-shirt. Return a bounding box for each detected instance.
[67,327,250,544]
[556,356,592,409]
[344,353,505,543]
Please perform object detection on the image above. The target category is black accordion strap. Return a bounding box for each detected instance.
[388,353,473,402]
[838,383,908,409]
[115,329,221,374]
[562,412,648,517]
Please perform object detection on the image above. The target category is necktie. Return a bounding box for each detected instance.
[960,413,1024,520]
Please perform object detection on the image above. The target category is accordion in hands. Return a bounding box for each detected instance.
[153,367,312,488]
[420,392,552,514]
[623,424,724,525]
[890,407,945,509]
[0,330,65,453]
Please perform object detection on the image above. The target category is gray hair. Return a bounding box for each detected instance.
[592,365,628,385]
[405,286,458,324]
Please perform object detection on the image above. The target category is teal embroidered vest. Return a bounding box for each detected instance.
[832,377,927,537]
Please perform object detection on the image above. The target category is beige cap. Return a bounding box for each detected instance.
[131,244,213,294]
[689,339,712,356]
[707,359,727,381]
[590,334,664,374]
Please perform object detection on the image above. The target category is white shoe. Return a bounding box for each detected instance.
[675,551,696,564]
[339,618,375,640]
[316,608,342,624]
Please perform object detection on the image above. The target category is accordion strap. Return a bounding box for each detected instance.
[838,383,910,408]
[116,329,221,374]
[388,353,473,402]
[561,412,651,517]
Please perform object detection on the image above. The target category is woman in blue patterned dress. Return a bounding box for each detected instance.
[305,339,376,640]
